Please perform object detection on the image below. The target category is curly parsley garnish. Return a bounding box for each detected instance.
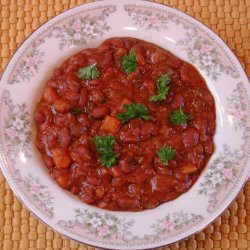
[71,107,84,115]
[170,108,190,125]
[117,102,150,124]
[121,50,137,74]
[92,135,118,167]
[77,63,100,80]
[157,144,175,165]
[149,74,171,102]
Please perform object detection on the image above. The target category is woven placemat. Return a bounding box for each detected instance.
[0,0,249,249]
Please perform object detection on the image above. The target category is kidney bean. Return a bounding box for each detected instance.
[54,112,74,126]
[119,160,133,174]
[92,105,110,119]
[95,186,105,199]
[55,174,70,189]
[166,55,182,69]
[53,68,63,77]
[112,177,124,188]
[151,175,174,193]
[172,93,184,109]
[150,48,167,64]
[117,197,139,210]
[70,145,94,163]
[78,114,91,127]
[141,121,159,137]
[71,186,80,195]
[43,86,59,103]
[87,79,103,88]
[86,176,99,186]
[208,120,216,135]
[143,79,156,94]
[136,53,146,65]
[42,154,54,169]
[110,166,123,178]
[183,128,199,147]
[51,147,72,169]
[53,98,71,113]
[70,124,84,138]
[204,139,214,154]
[57,127,70,147]
[80,193,95,204]
[175,180,192,193]
[35,105,52,125]
[78,88,88,107]
[90,89,105,103]
[101,53,113,67]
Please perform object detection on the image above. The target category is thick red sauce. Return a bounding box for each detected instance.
[35,37,216,211]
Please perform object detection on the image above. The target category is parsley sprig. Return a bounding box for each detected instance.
[149,74,171,102]
[77,63,100,80]
[71,107,84,115]
[121,50,137,74]
[157,144,175,165]
[117,102,150,124]
[92,135,119,167]
[170,108,190,125]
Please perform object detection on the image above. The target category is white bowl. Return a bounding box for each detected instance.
[0,1,249,249]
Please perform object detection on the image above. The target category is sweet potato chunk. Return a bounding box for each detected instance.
[51,147,72,169]
[102,115,120,133]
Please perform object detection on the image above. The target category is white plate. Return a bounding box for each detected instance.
[0,1,249,249]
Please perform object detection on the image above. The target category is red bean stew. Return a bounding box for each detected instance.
[35,37,216,211]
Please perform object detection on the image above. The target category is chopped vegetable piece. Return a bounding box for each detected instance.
[149,74,171,102]
[122,50,137,74]
[170,108,190,125]
[103,115,120,133]
[117,102,150,124]
[51,147,72,169]
[157,144,175,165]
[71,107,84,115]
[121,98,132,106]
[92,135,119,167]
[77,63,100,80]
[180,164,197,174]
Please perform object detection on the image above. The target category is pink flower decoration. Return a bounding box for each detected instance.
[19,133,26,142]
[5,128,17,139]
[234,108,243,120]
[222,168,233,180]
[32,185,40,193]
[201,44,213,54]
[148,16,158,25]
[164,220,174,229]
[193,50,199,57]
[72,19,82,32]
[97,225,110,237]
[28,58,36,67]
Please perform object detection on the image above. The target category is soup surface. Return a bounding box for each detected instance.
[35,37,216,211]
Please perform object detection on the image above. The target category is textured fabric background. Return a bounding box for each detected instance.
[0,0,249,249]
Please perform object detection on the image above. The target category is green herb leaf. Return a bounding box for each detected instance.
[157,144,175,165]
[92,135,119,167]
[121,50,137,74]
[71,107,84,115]
[170,108,190,125]
[149,74,171,102]
[117,102,150,124]
[77,63,100,80]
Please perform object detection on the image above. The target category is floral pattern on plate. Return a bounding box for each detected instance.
[151,211,203,235]
[49,6,115,51]
[8,47,45,85]
[227,82,248,131]
[57,209,134,241]
[177,29,238,80]
[125,5,169,31]
[198,145,242,212]
[2,91,31,164]
[18,173,54,218]
[125,4,239,80]
[0,90,54,218]
[0,1,249,249]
